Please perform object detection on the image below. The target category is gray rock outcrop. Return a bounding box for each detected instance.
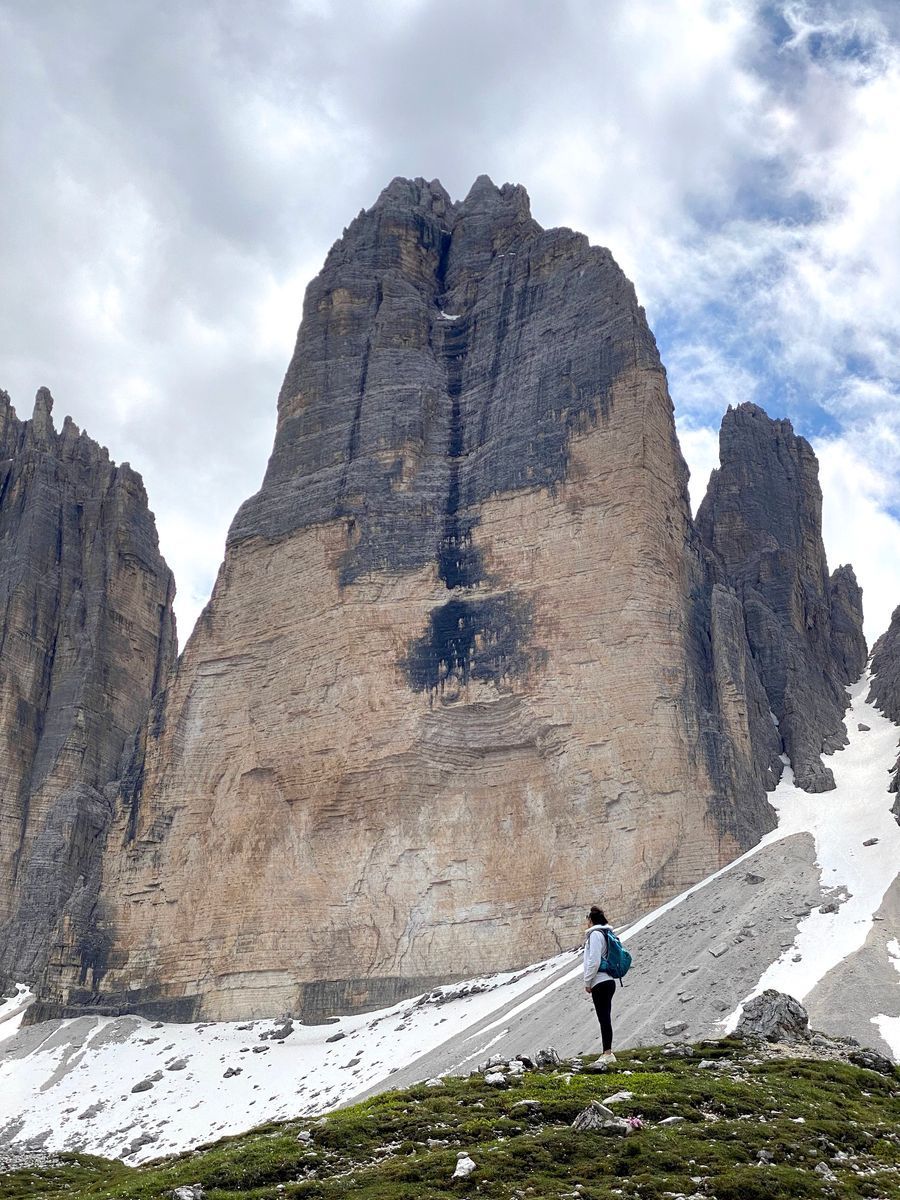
[697,403,866,792]
[0,388,176,987]
[735,988,810,1043]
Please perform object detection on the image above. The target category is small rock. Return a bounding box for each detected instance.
[819,901,838,914]
[571,1102,621,1130]
[658,1116,684,1125]
[581,1060,609,1073]
[251,1045,270,1054]
[166,1058,188,1071]
[814,1162,837,1182]
[858,723,870,731]
[663,1021,688,1037]
[863,837,879,847]
[453,1152,476,1179]
[326,1031,346,1043]
[744,872,765,884]
[512,1099,541,1111]
[697,1060,717,1069]
[483,1071,507,1086]
[223,1066,242,1079]
[848,1047,895,1075]
[131,1079,155,1093]
[425,1077,444,1087]
[125,1132,158,1155]
[297,1130,312,1143]
[534,1048,560,1068]
[172,1188,205,1200]
[508,1058,525,1075]
[602,1090,633,1105]
[708,943,728,958]
[679,994,695,1004]
[757,1149,773,1164]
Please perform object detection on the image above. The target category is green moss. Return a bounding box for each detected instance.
[2,1043,898,1200]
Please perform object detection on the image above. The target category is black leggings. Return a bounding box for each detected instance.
[591,979,616,1051]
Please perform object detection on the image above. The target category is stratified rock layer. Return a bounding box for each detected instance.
[696,403,866,792]
[42,178,780,1022]
[0,389,176,984]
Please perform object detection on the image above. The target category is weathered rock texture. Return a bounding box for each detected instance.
[735,988,811,1044]
[37,177,792,1023]
[0,389,176,985]
[31,180,870,1024]
[696,404,866,792]
[867,604,900,806]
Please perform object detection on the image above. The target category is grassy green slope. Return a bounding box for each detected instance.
[3,1041,898,1200]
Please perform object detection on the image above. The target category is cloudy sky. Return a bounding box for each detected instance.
[2,0,899,643]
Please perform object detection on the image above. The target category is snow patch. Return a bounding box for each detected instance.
[723,672,900,1031]
[0,955,569,1162]
[0,984,33,1042]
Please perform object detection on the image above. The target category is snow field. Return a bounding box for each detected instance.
[721,673,900,1042]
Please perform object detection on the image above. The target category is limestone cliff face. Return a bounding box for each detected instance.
[0,389,176,985]
[41,177,782,1022]
[868,605,900,809]
[696,403,867,793]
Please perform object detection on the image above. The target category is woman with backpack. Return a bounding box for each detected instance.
[584,905,618,1062]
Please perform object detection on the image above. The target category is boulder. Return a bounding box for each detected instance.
[735,989,810,1043]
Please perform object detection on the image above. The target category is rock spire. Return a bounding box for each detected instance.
[696,402,866,792]
[0,388,176,986]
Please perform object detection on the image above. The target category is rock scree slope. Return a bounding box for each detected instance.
[19,176,865,1026]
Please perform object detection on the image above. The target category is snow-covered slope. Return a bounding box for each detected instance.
[2,673,898,1163]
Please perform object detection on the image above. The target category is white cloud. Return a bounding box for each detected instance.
[1,0,900,643]
[816,436,900,643]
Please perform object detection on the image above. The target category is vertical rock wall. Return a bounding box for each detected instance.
[41,178,780,1022]
[0,389,176,984]
[696,403,867,792]
[867,605,900,809]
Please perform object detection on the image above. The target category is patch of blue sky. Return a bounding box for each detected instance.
[653,299,848,448]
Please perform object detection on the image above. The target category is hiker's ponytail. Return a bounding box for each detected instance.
[588,906,607,926]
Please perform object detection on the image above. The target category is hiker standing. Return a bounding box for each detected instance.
[584,905,617,1062]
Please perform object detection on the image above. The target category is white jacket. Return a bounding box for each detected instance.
[584,924,614,987]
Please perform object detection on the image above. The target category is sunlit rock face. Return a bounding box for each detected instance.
[0,388,176,987]
[39,179,803,1022]
[696,402,867,794]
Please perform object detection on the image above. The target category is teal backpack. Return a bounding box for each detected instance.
[593,926,633,984]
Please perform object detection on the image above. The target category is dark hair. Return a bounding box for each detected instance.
[587,906,607,926]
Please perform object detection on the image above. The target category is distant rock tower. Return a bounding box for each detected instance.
[0,388,176,987]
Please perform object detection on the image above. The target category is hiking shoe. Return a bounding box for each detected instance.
[600,1051,617,1063]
